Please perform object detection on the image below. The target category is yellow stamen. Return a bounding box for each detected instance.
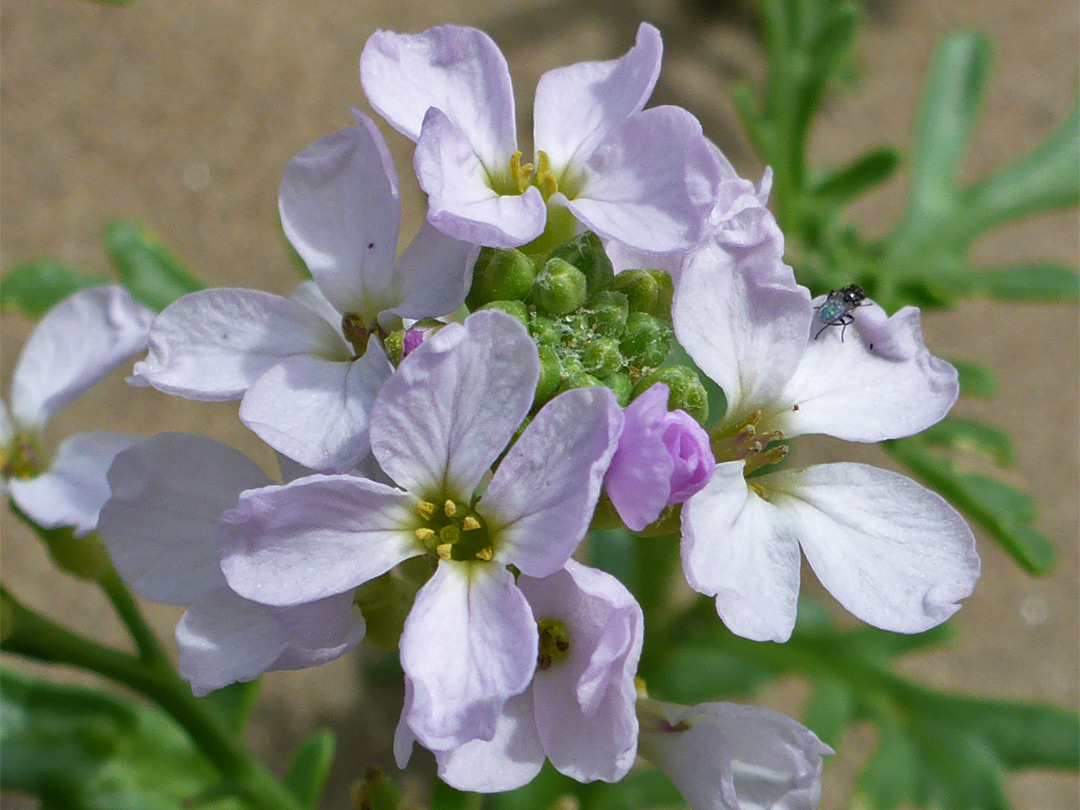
[415,528,435,542]
[436,543,453,560]
[443,499,457,517]
[475,547,494,562]
[417,501,436,521]
[462,516,481,532]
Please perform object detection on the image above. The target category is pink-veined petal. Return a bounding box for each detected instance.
[11,432,139,537]
[130,289,349,401]
[520,561,642,783]
[415,107,546,248]
[485,387,622,578]
[360,25,516,172]
[239,337,393,474]
[370,311,538,500]
[400,562,537,750]
[681,462,801,643]
[279,111,401,321]
[768,463,980,633]
[219,474,421,606]
[567,106,703,253]
[533,23,662,173]
[11,286,153,429]
[434,692,545,793]
[383,220,478,327]
[778,303,959,441]
[98,433,269,605]
[672,242,810,425]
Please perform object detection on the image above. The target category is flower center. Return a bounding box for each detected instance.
[709,409,788,477]
[412,498,493,562]
[536,618,571,670]
[1,433,44,480]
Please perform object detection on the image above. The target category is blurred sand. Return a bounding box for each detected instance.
[1,1,1077,808]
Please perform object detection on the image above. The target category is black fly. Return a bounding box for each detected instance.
[813,284,868,341]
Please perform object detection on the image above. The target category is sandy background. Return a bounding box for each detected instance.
[1,0,1077,808]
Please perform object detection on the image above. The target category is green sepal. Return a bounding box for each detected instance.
[478,299,529,326]
[533,258,587,316]
[0,261,108,319]
[632,366,709,424]
[283,728,335,808]
[465,248,536,310]
[544,231,614,294]
[533,345,563,410]
[104,221,205,311]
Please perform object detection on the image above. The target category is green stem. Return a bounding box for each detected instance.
[1,587,303,810]
[99,568,169,664]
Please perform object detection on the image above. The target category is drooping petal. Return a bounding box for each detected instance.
[434,692,545,793]
[672,242,810,425]
[360,25,517,173]
[219,475,421,606]
[130,289,349,400]
[520,561,642,783]
[266,590,365,650]
[768,463,980,633]
[778,303,959,441]
[238,338,393,474]
[533,23,662,173]
[370,311,539,500]
[680,462,802,643]
[484,387,622,578]
[383,220,478,327]
[98,433,269,605]
[10,432,139,537]
[566,106,703,253]
[10,286,153,429]
[279,111,401,321]
[415,107,546,248]
[176,586,365,697]
[400,562,537,750]
[638,698,829,810]
[603,383,674,531]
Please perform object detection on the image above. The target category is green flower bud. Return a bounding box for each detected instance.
[620,312,673,370]
[530,313,564,346]
[466,247,537,310]
[559,353,585,379]
[611,269,659,314]
[582,290,629,337]
[580,337,623,378]
[534,345,562,409]
[633,365,709,424]
[546,231,614,294]
[382,330,405,365]
[533,258,587,316]
[602,371,633,407]
[647,269,674,321]
[478,299,529,326]
[557,370,603,394]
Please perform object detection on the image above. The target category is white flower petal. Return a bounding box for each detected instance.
[239,338,393,474]
[130,289,349,400]
[400,562,537,750]
[219,475,420,606]
[779,303,959,441]
[370,311,538,500]
[415,107,546,248]
[11,286,153,429]
[360,25,517,172]
[533,23,662,172]
[681,462,801,643]
[279,111,401,321]
[568,106,703,252]
[434,692,544,793]
[98,433,269,605]
[672,242,809,424]
[384,220,478,327]
[10,432,140,537]
[484,387,621,577]
[769,463,980,633]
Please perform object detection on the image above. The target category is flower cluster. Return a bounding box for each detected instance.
[15,21,985,809]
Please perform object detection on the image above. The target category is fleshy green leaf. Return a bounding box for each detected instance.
[804,675,855,747]
[104,221,205,311]
[650,643,775,702]
[283,728,335,808]
[916,417,1015,466]
[198,680,261,736]
[0,667,242,810]
[812,148,901,203]
[1,261,108,319]
[857,710,922,810]
[951,360,1000,398]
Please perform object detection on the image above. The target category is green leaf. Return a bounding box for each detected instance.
[104,221,205,311]
[804,675,855,747]
[916,417,1015,467]
[951,360,1000,398]
[795,2,860,144]
[650,643,775,702]
[0,667,243,810]
[1,261,108,318]
[812,148,901,203]
[283,728,334,808]
[965,263,1080,302]
[198,680,261,735]
[908,32,990,212]
[857,711,922,810]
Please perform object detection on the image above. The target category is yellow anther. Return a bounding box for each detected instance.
[436,543,453,560]
[443,499,457,517]
[462,516,481,532]
[417,501,437,521]
[510,151,535,194]
[475,547,494,562]
[747,482,770,501]
[415,528,436,542]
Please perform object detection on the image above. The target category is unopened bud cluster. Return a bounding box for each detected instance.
[467,232,708,423]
